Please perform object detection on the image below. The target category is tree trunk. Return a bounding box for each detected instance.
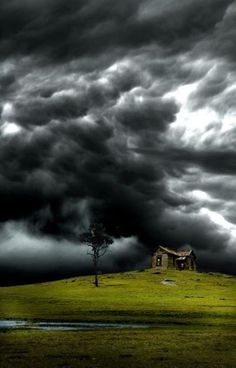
[94,257,99,287]
[95,271,99,287]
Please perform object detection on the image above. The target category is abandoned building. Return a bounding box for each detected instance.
[152,245,197,271]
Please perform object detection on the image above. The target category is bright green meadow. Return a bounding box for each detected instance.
[0,269,236,367]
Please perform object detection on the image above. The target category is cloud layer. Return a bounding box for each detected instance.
[1,0,236,282]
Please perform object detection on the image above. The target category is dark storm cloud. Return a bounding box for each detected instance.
[164,147,236,176]
[0,0,236,282]
[0,0,231,62]
[0,43,179,245]
[159,209,230,252]
[188,65,229,110]
[3,59,149,129]
[0,72,16,97]
[115,95,177,131]
[204,2,236,62]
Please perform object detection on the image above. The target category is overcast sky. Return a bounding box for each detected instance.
[0,0,236,283]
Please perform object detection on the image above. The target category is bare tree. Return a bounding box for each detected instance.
[80,223,113,287]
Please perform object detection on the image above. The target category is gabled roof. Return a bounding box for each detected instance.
[156,245,194,257]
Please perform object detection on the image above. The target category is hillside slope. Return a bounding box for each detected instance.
[0,269,236,325]
[1,269,236,368]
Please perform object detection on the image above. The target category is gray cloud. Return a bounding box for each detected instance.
[0,222,146,285]
[0,0,236,283]
[0,0,231,62]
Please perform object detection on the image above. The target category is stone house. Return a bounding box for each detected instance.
[152,245,197,271]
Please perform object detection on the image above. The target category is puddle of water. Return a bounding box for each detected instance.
[0,320,150,331]
[0,320,28,328]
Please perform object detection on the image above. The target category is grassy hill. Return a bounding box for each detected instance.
[0,269,236,324]
[1,269,236,367]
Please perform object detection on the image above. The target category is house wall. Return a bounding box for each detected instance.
[168,255,176,270]
[152,250,168,269]
[162,254,168,269]
[189,255,197,271]
[152,253,175,270]
[177,256,197,271]
[152,255,158,268]
[184,257,190,270]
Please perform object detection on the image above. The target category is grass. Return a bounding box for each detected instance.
[0,269,236,367]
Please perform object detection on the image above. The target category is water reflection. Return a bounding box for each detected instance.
[0,320,150,331]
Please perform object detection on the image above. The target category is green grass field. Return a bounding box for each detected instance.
[1,269,236,367]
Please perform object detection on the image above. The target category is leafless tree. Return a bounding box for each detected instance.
[80,223,113,287]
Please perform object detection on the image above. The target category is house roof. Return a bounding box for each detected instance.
[156,245,194,257]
